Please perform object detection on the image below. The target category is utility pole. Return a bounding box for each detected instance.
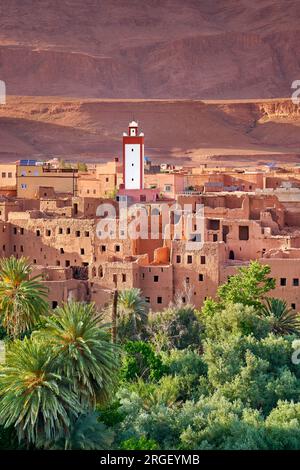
[112,289,118,343]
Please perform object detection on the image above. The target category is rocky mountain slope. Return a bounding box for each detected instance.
[0,0,300,99]
[1,96,300,165]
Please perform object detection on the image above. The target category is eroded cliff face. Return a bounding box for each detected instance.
[0,0,300,99]
[1,96,300,165]
[258,101,300,119]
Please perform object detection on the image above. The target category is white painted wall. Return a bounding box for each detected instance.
[125,143,142,189]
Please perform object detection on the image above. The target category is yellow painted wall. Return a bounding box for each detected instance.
[0,163,16,187]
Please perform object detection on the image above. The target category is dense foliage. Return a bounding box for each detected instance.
[0,258,300,449]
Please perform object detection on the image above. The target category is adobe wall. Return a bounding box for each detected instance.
[171,240,222,307]
[138,264,173,310]
[8,213,95,268]
[78,174,117,198]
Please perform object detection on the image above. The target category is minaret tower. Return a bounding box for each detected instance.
[122,120,144,190]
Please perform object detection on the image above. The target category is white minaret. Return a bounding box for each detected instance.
[123,121,144,190]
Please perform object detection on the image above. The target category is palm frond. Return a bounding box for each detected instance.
[261,298,300,335]
[0,256,49,338]
[0,337,81,447]
[34,302,120,406]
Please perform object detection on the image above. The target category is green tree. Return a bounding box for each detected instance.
[178,394,266,450]
[117,289,148,341]
[34,302,120,406]
[0,337,81,447]
[265,401,300,449]
[0,256,49,338]
[161,349,207,400]
[201,302,271,341]
[203,334,300,413]
[121,341,166,382]
[120,435,159,450]
[218,261,275,308]
[148,305,202,351]
[260,298,300,336]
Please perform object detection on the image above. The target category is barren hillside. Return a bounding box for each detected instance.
[0,0,300,99]
[1,96,300,166]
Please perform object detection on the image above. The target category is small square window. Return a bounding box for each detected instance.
[293,278,299,287]
[157,296,162,304]
[187,255,193,264]
[154,275,159,282]
[76,231,80,237]
[122,274,126,282]
[80,248,85,255]
[199,274,204,282]
[36,229,41,236]
[280,278,286,286]
[201,256,206,265]
[176,255,181,263]
[115,245,120,252]
[65,260,70,267]
[101,245,106,253]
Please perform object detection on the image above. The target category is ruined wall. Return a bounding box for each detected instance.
[8,212,95,268]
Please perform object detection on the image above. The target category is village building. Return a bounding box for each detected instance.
[0,121,299,312]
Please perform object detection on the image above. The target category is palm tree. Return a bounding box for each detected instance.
[0,256,49,338]
[0,337,81,447]
[34,302,120,406]
[260,298,300,335]
[117,288,148,341]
